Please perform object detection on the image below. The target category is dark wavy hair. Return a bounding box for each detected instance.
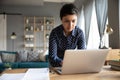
[60,3,78,20]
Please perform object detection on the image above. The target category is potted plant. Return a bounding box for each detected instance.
[4,63,12,70]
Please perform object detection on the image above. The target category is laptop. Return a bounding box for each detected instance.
[53,49,109,75]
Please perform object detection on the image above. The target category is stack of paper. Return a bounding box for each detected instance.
[0,73,25,80]
[22,68,49,80]
[0,68,49,80]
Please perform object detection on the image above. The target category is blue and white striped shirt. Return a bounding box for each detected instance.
[49,25,86,67]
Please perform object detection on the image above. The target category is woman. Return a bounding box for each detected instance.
[49,3,86,67]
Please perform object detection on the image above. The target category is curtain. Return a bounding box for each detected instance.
[95,0,108,48]
[77,6,85,35]
[87,1,100,49]
[84,0,94,45]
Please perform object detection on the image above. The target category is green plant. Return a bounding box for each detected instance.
[4,63,12,68]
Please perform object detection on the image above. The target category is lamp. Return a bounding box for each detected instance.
[101,25,113,49]
[10,32,17,51]
[11,32,17,39]
[106,25,113,35]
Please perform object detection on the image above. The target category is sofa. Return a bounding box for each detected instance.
[0,50,49,72]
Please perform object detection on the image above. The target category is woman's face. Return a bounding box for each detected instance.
[61,14,77,33]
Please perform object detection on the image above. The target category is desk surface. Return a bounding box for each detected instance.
[50,66,120,80]
[1,66,120,80]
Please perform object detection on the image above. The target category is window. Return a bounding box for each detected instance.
[78,1,109,49]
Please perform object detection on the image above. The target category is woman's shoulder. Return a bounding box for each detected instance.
[52,25,63,32]
[50,25,62,36]
[75,26,83,33]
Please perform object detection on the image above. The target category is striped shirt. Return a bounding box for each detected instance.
[49,25,86,67]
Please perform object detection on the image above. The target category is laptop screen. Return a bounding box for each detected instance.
[60,49,109,74]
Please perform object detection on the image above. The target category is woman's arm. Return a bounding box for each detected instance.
[49,31,62,67]
[77,30,86,49]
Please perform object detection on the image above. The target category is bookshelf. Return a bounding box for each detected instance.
[24,16,54,52]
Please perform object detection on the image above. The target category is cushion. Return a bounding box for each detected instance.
[0,55,2,63]
[27,51,40,62]
[16,50,28,62]
[39,50,48,61]
[1,52,16,62]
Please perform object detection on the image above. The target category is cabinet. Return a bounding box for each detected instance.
[24,16,54,52]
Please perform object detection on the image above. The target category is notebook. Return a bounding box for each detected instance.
[53,49,109,75]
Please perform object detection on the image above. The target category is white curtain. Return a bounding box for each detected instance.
[0,15,7,50]
[77,0,108,49]
[95,0,108,48]
[87,1,100,49]
[84,0,94,45]
[77,5,85,35]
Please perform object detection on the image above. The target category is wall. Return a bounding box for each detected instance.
[119,0,120,48]
[1,3,63,26]
[7,15,24,51]
[108,0,120,49]
[1,3,63,51]
[0,0,86,51]
[4,0,119,50]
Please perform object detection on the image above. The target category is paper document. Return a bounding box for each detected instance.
[0,73,25,80]
[22,68,50,80]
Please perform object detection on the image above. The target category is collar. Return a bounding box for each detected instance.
[71,27,76,37]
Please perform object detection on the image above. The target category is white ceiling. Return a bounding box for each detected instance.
[44,0,75,3]
[1,0,75,6]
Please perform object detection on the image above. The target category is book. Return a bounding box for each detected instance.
[109,60,120,67]
[0,68,50,80]
[109,60,120,71]
[111,65,120,71]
